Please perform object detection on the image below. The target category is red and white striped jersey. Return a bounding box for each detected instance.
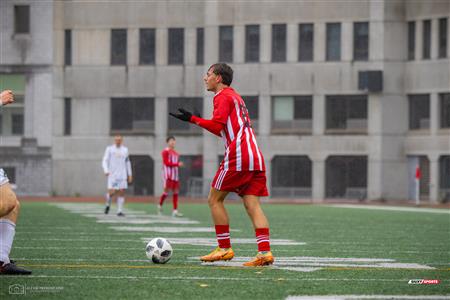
[213,87,266,172]
[162,148,180,181]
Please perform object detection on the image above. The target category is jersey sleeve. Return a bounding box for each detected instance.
[102,147,110,174]
[212,95,232,125]
[125,149,132,177]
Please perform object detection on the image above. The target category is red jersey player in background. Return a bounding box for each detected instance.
[158,136,184,217]
[170,63,274,266]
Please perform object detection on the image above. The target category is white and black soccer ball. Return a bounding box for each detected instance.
[145,237,173,264]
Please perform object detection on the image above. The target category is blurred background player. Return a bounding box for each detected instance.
[158,136,184,217]
[102,135,132,216]
[0,90,31,275]
[170,63,274,267]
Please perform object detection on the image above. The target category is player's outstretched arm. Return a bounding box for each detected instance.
[169,108,223,137]
[0,90,14,106]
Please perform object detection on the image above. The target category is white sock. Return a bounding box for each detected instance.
[105,193,112,206]
[117,197,125,213]
[0,219,16,265]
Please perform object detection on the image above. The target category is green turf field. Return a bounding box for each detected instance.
[0,201,449,299]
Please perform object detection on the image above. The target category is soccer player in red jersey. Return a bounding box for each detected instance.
[158,136,184,217]
[170,63,274,266]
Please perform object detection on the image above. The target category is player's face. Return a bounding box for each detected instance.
[168,139,176,148]
[114,136,123,147]
[204,68,220,92]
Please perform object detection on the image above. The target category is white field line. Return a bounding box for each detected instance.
[96,219,200,224]
[325,204,450,214]
[286,296,450,300]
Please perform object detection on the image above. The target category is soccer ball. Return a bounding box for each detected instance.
[145,237,173,264]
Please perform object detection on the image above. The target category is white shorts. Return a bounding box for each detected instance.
[107,176,128,190]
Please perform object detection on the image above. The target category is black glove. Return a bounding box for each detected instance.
[169,108,193,122]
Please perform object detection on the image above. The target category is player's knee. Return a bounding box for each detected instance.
[207,195,220,207]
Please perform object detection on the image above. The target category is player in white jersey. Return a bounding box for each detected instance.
[0,90,31,275]
[102,135,133,216]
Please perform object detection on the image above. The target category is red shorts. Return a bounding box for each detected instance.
[164,179,179,190]
[211,169,269,197]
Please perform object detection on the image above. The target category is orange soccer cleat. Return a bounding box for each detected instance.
[243,251,274,267]
[200,247,235,262]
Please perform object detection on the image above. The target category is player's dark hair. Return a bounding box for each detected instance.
[166,136,175,143]
[209,63,233,86]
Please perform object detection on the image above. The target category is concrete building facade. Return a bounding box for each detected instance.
[1,0,449,202]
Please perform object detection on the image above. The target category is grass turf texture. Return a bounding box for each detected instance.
[0,201,448,299]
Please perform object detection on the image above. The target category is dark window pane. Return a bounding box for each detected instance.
[423,20,431,59]
[271,156,312,198]
[326,97,347,129]
[299,23,314,62]
[409,94,430,130]
[64,97,71,135]
[242,96,259,120]
[353,22,369,61]
[326,95,367,131]
[326,156,367,198]
[14,5,29,34]
[12,114,24,135]
[219,26,233,62]
[440,93,450,128]
[111,98,154,133]
[168,98,203,134]
[408,21,416,60]
[440,156,450,189]
[245,25,260,62]
[168,28,184,65]
[294,96,313,119]
[196,28,204,65]
[111,29,127,65]
[111,98,133,130]
[178,155,203,195]
[326,23,341,61]
[64,29,72,66]
[439,18,448,58]
[272,24,287,62]
[2,167,16,184]
[139,28,155,65]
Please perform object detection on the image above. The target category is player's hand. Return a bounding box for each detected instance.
[169,108,193,122]
[178,161,184,167]
[0,90,14,106]
[128,176,133,183]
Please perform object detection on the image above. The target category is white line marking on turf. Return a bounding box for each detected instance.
[325,204,450,214]
[96,219,200,225]
[286,296,450,300]
[141,237,305,246]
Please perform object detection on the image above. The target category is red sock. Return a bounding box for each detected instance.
[215,225,231,249]
[173,193,178,210]
[159,193,168,206]
[255,228,270,252]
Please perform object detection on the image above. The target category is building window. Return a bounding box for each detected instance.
[408,21,415,60]
[219,26,233,62]
[326,95,367,133]
[409,94,430,130]
[440,156,450,201]
[326,23,341,61]
[242,96,259,131]
[168,97,203,134]
[353,22,369,61]
[271,156,312,198]
[440,93,450,128]
[179,155,203,196]
[326,156,367,199]
[14,5,30,34]
[110,98,154,134]
[64,29,72,66]
[168,28,184,65]
[272,24,287,62]
[129,155,154,195]
[439,18,448,58]
[196,28,204,65]
[298,23,314,62]
[245,25,260,63]
[139,28,155,65]
[0,74,25,136]
[422,20,431,59]
[272,96,312,133]
[2,168,16,184]
[111,29,127,65]
[64,98,71,136]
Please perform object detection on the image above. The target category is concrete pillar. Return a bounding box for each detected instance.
[260,24,271,63]
[314,23,325,62]
[430,93,439,135]
[203,95,217,187]
[204,26,218,65]
[185,28,196,66]
[233,25,245,64]
[341,22,353,62]
[259,95,271,136]
[155,28,167,65]
[287,23,298,62]
[154,97,167,196]
[312,94,325,135]
[429,154,440,203]
[312,158,325,202]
